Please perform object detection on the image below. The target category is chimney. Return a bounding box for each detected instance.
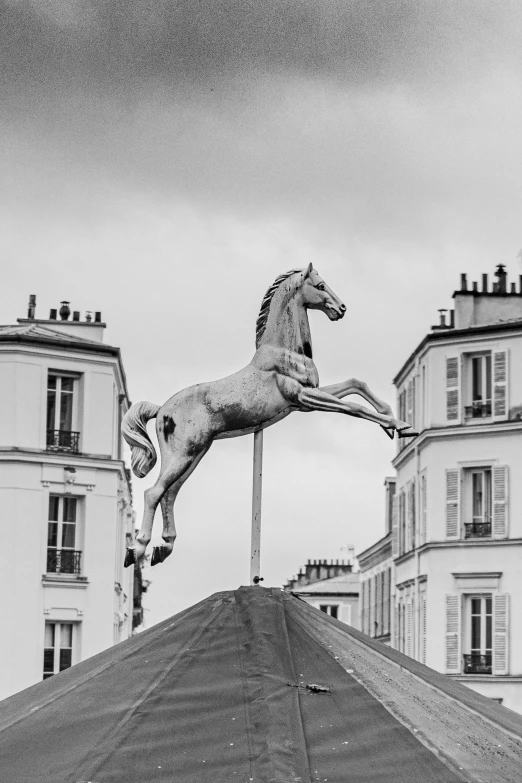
[495,264,507,294]
[472,281,478,292]
[460,273,468,292]
[482,273,488,293]
[95,311,102,323]
[49,309,57,320]
[73,311,80,321]
[449,309,455,328]
[27,294,36,319]
[59,301,71,321]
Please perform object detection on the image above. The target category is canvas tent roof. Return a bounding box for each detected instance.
[1,586,522,783]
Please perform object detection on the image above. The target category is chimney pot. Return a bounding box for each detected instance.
[95,311,102,323]
[73,311,80,321]
[482,273,488,293]
[460,273,468,292]
[49,309,57,320]
[59,301,71,321]
[27,294,36,319]
[438,309,447,327]
[449,309,455,328]
[495,263,507,293]
[472,281,478,292]
[85,311,93,322]
[511,282,517,294]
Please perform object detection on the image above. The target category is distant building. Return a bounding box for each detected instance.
[357,477,395,644]
[284,559,360,628]
[360,264,522,714]
[0,296,142,700]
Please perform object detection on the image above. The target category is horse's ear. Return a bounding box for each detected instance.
[303,262,313,279]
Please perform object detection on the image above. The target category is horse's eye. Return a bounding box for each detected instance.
[317,284,325,291]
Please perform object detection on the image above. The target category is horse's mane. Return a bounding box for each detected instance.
[255,268,302,348]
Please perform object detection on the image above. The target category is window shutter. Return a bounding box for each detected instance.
[407,379,413,428]
[493,350,508,420]
[420,470,427,545]
[492,466,508,539]
[445,594,461,673]
[369,576,375,637]
[376,571,383,635]
[446,356,460,422]
[408,479,416,550]
[406,601,412,657]
[420,594,427,665]
[362,579,369,635]
[391,494,399,558]
[383,568,390,636]
[394,604,399,650]
[412,375,416,429]
[493,594,509,675]
[445,469,460,539]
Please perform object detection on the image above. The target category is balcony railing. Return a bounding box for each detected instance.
[46,548,82,575]
[464,521,492,539]
[46,429,80,453]
[463,653,492,674]
[464,400,492,419]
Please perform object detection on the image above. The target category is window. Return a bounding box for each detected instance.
[47,495,82,574]
[43,622,74,679]
[46,373,80,452]
[465,469,492,538]
[319,605,338,619]
[464,596,493,674]
[465,354,492,419]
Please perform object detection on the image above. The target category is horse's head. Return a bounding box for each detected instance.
[300,263,346,321]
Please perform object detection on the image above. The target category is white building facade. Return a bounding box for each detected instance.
[0,298,137,700]
[284,560,360,628]
[390,265,522,712]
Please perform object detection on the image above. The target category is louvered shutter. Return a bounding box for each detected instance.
[445,594,461,673]
[408,479,416,550]
[446,356,460,422]
[445,469,460,539]
[394,604,399,650]
[362,579,369,635]
[377,571,383,635]
[369,576,375,637]
[493,350,508,420]
[493,466,508,539]
[420,594,427,665]
[406,601,412,657]
[391,494,399,557]
[420,470,427,545]
[407,379,413,427]
[383,568,390,636]
[493,594,509,675]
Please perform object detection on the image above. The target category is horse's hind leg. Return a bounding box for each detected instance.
[152,446,210,566]
[125,450,199,567]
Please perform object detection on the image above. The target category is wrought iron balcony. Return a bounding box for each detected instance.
[46,548,82,575]
[464,521,492,539]
[464,400,492,419]
[463,653,492,674]
[46,429,80,453]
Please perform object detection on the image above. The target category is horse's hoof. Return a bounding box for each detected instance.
[381,426,395,440]
[398,428,419,439]
[124,548,137,568]
[151,546,171,567]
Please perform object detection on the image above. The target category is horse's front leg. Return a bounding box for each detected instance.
[298,386,413,433]
[320,378,396,439]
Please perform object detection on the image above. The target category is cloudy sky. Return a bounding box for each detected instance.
[2,1,522,626]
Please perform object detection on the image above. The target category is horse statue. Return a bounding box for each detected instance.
[122,265,417,567]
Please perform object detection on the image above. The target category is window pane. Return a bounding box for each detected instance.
[59,649,72,671]
[471,613,481,651]
[472,357,482,401]
[486,355,492,400]
[43,649,55,677]
[61,523,76,549]
[330,605,339,619]
[61,378,74,393]
[62,497,77,523]
[59,387,73,430]
[319,605,328,613]
[47,375,57,391]
[44,623,55,648]
[471,597,481,614]
[48,496,59,521]
[60,623,73,648]
[486,597,492,614]
[472,474,483,521]
[47,522,58,548]
[46,389,56,430]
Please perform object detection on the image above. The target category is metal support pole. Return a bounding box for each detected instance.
[250,429,263,585]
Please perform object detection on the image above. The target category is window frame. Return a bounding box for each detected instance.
[464,351,493,422]
[46,495,83,575]
[43,621,76,679]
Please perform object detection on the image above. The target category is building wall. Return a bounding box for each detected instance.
[303,595,359,628]
[0,334,135,701]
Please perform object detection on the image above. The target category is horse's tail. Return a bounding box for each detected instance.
[122,401,161,478]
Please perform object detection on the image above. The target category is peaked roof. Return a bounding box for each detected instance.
[0,323,119,354]
[1,587,521,783]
